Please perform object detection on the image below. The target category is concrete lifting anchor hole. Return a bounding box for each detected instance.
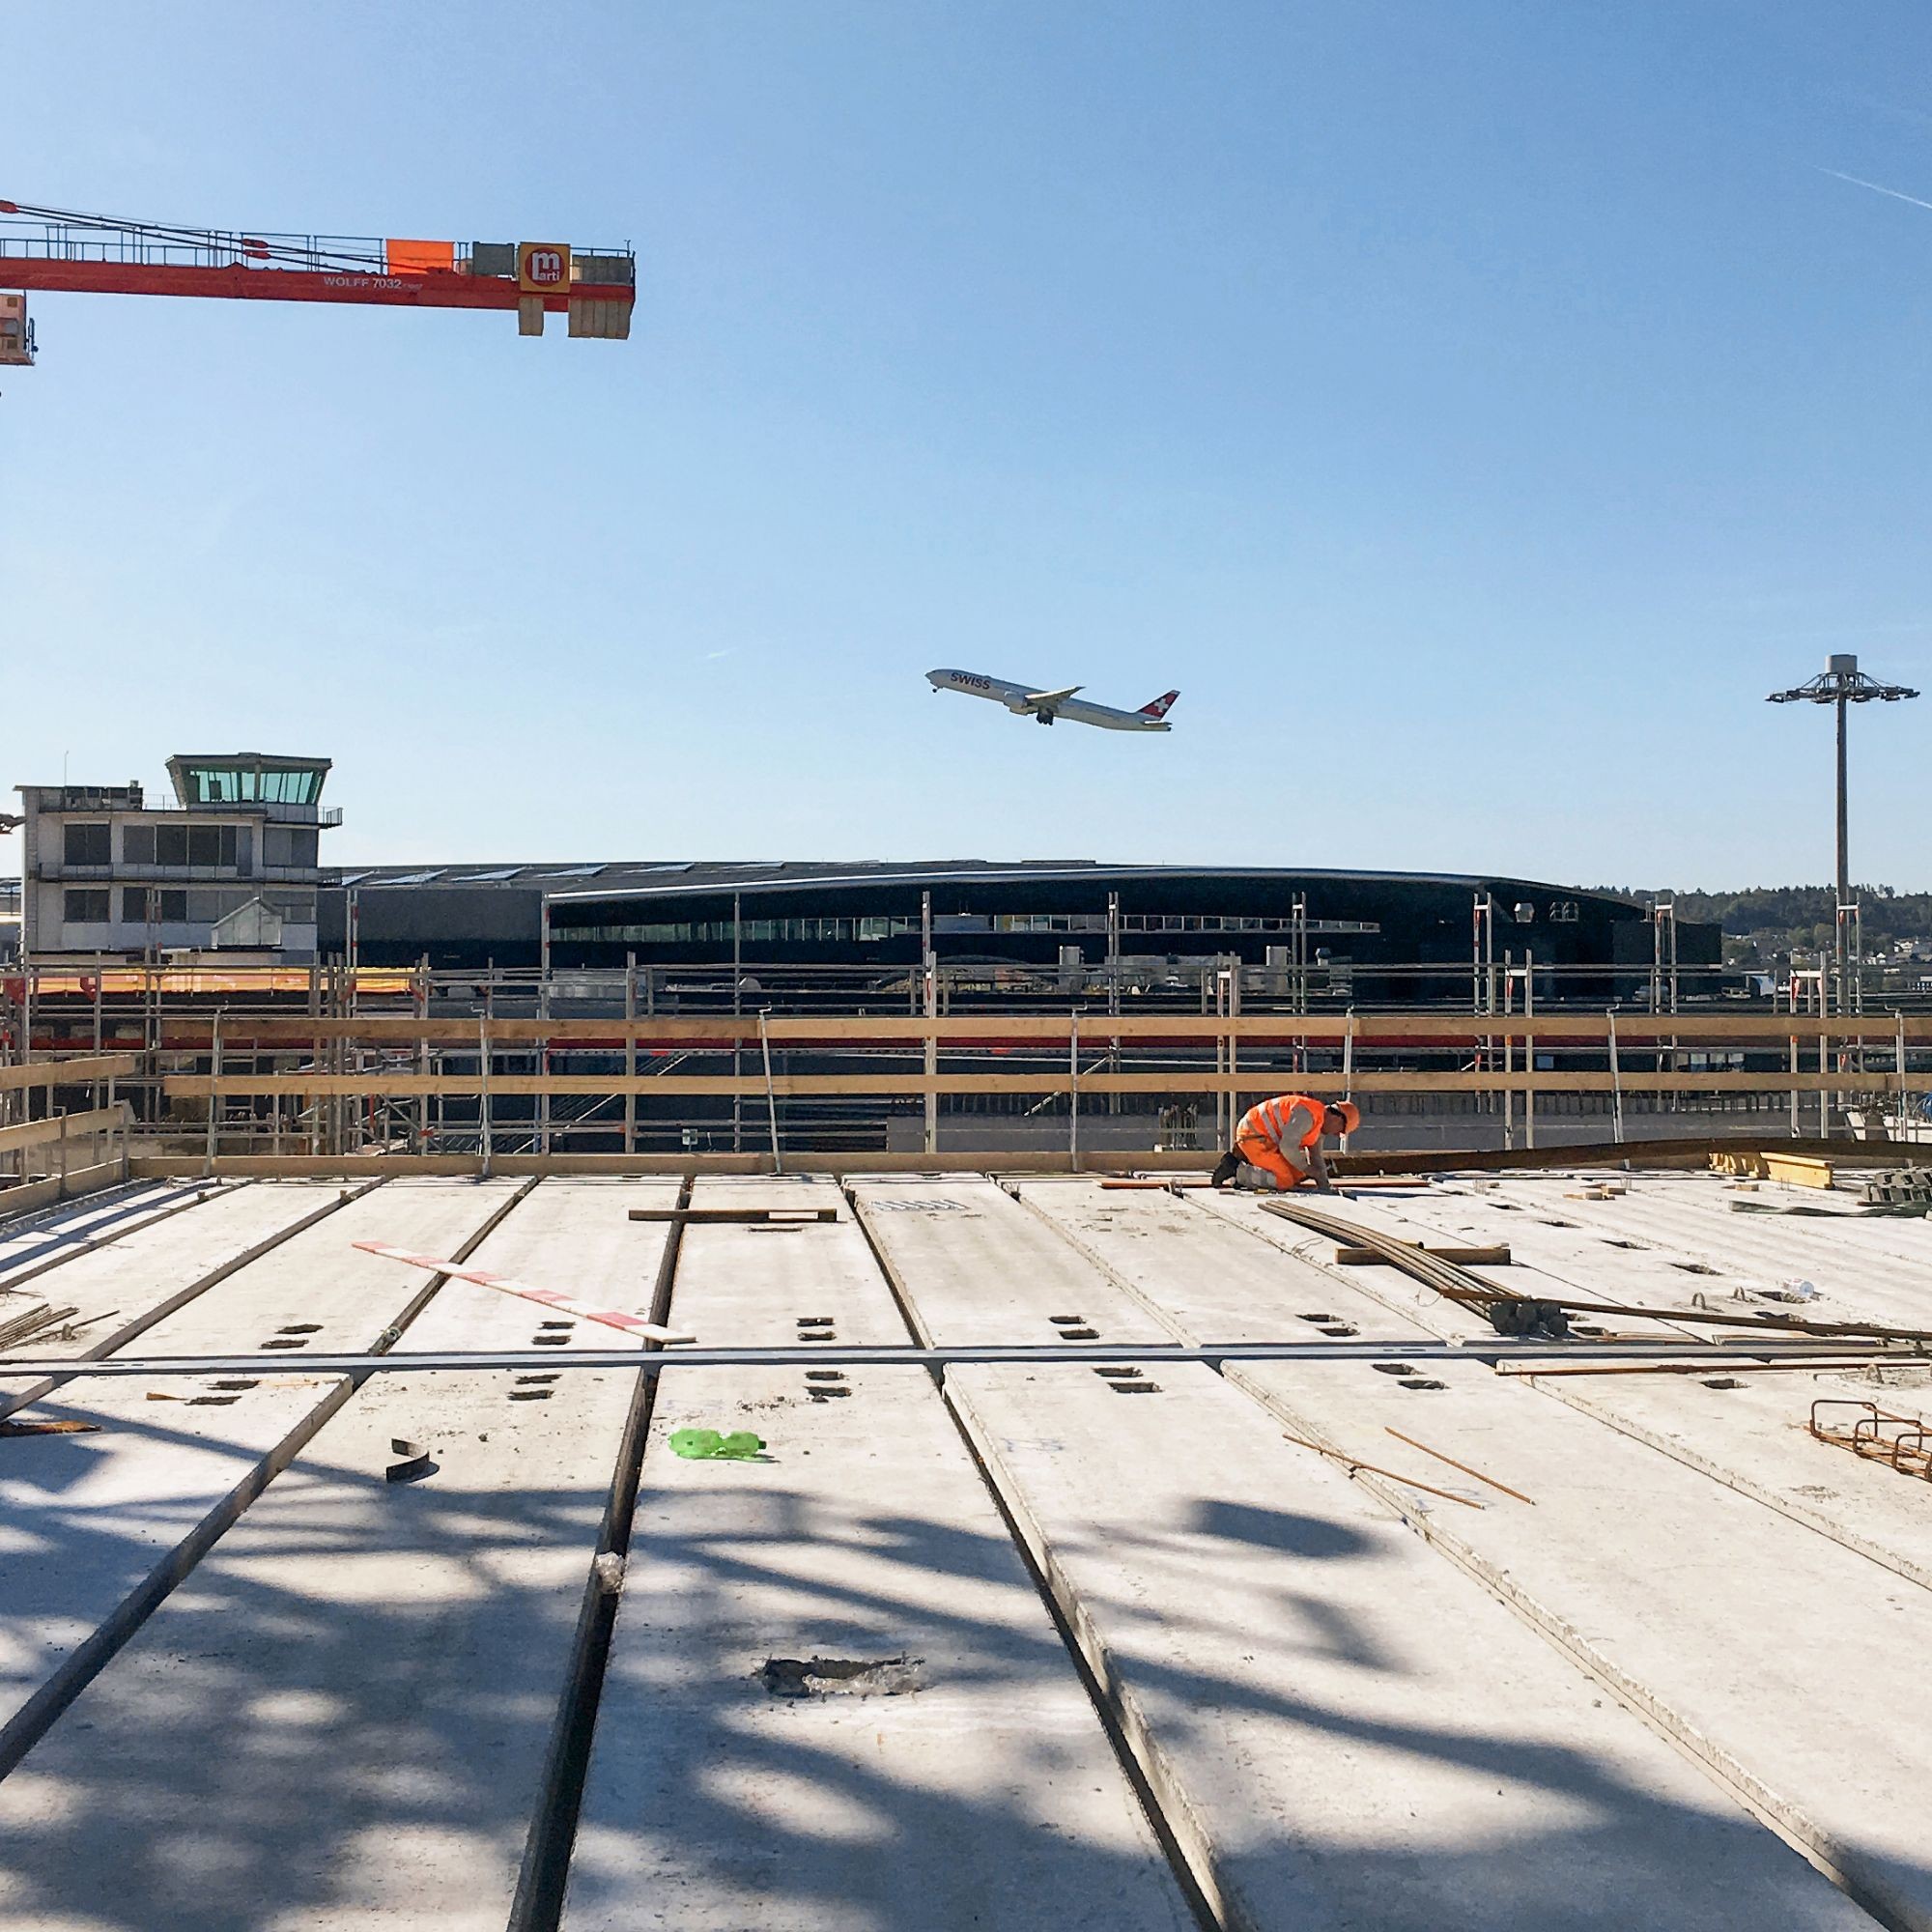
[757,1655,925,1699]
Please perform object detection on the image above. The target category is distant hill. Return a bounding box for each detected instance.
[1590,887,1932,964]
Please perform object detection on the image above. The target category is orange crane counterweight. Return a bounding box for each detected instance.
[0,200,635,362]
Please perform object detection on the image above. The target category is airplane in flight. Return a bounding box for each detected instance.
[925,668,1179,731]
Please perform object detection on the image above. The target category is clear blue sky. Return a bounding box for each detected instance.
[7,3,1932,890]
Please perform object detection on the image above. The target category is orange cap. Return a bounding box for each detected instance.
[1330,1101,1361,1135]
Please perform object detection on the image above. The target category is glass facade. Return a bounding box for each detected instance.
[177,763,326,805]
[550,910,1383,946]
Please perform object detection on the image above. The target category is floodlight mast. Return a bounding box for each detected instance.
[1767,653,1918,1010]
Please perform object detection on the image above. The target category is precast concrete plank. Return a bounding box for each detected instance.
[0,1179,521,1786]
[1280,1179,1932,1587]
[1482,1173,1932,1326]
[1191,1183,1771,1349]
[1519,1355,1932,1589]
[1030,1183,1932,1932]
[562,1177,1195,1932]
[1314,1179,1767,1328]
[0,1179,676,1932]
[858,1180,1868,1932]
[0,1181,222,1292]
[0,1181,355,1417]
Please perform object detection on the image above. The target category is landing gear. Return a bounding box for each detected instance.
[1035,711,1055,725]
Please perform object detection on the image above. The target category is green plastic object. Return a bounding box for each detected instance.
[669,1427,765,1462]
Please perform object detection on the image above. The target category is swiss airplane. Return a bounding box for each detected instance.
[926,668,1179,731]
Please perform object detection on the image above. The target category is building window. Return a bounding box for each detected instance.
[124,824,156,865]
[191,824,238,868]
[186,889,253,923]
[124,887,188,922]
[153,823,239,869]
[63,823,111,867]
[180,764,324,806]
[263,825,319,868]
[63,888,110,923]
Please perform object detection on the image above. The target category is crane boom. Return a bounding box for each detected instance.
[0,199,635,361]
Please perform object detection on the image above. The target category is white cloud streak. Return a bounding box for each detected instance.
[1821,167,1932,215]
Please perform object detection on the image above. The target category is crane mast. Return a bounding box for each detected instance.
[0,199,635,365]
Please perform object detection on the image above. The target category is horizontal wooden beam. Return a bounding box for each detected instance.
[116,1134,1932,1183]
[1333,1243,1512,1266]
[626,1207,840,1224]
[126,1150,1215,1179]
[166,1066,1884,1100]
[141,1009,1932,1046]
[0,1054,138,1093]
[0,1157,128,1214]
[0,1104,128,1156]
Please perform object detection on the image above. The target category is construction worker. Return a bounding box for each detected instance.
[1209,1094,1360,1192]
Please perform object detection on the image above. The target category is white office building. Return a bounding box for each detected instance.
[16,753,339,961]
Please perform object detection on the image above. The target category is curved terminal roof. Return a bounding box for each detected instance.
[325,859,1642,911]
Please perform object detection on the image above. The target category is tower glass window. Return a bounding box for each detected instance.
[167,755,330,807]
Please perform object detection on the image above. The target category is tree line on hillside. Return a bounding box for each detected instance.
[1590,887,1932,965]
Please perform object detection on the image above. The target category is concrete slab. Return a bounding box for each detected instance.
[1263,1179,1932,1588]
[0,1179,521,1784]
[0,1180,223,1293]
[0,1180,359,1420]
[1190,1182,1800,1361]
[859,1179,1869,1932]
[0,1179,673,1932]
[563,1177,1195,1932]
[1030,1182,1932,1931]
[1478,1172,1932,1330]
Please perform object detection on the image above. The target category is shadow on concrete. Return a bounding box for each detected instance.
[556,1471,1887,1932]
[0,1433,1912,1931]
[0,1182,207,1282]
[1192,1496,1375,1561]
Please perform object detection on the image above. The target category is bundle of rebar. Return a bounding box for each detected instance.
[1256,1197,1932,1351]
[1257,1198,1571,1336]
[0,1304,76,1351]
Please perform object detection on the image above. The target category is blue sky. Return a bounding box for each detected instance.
[7,2,1932,889]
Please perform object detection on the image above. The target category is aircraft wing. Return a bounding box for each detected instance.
[1023,685,1083,707]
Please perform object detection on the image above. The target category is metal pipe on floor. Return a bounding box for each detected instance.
[2,1337,1903,1380]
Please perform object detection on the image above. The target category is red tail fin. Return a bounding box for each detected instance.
[1139,690,1179,719]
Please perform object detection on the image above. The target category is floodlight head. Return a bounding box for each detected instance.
[1767,652,1920,706]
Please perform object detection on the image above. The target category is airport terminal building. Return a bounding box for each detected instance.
[323,858,1712,1003]
[14,753,1717,1005]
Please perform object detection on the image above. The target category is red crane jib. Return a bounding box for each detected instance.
[0,258,631,312]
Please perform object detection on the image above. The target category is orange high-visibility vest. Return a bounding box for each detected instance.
[1236,1094,1326,1158]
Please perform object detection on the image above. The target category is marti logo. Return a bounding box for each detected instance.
[518,242,571,293]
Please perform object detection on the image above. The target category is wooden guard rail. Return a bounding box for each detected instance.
[0,1057,137,1212]
[149,1010,1921,1104]
[140,1013,1932,1045]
